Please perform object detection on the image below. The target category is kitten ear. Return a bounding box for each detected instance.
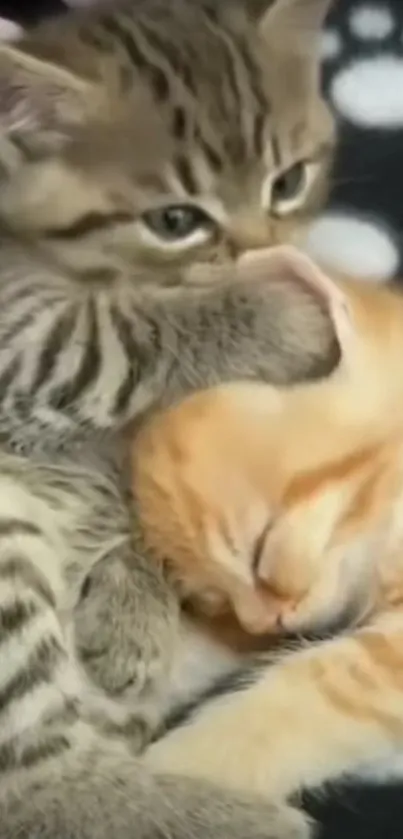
[259,0,331,47]
[239,245,353,351]
[0,46,98,155]
[258,0,331,92]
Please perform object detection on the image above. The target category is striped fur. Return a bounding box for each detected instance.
[0,2,335,837]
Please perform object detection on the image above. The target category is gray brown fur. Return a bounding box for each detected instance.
[0,0,333,836]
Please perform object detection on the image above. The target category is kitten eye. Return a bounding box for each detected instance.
[252,518,274,576]
[271,162,307,214]
[141,204,214,243]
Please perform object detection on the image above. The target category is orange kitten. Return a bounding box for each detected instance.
[138,247,403,809]
[132,246,403,634]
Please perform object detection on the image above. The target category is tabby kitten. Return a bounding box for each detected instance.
[142,247,403,828]
[0,0,336,455]
[0,0,335,837]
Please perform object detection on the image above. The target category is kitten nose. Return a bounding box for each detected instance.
[226,218,272,256]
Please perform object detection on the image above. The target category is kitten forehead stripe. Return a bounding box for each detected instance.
[174,154,199,196]
[136,19,196,95]
[172,106,187,140]
[253,112,265,157]
[270,134,282,168]
[237,40,268,114]
[204,16,241,115]
[198,136,223,173]
[212,25,266,162]
[101,15,169,102]
[101,16,146,70]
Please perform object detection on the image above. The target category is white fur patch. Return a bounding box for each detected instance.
[349,5,395,40]
[321,29,343,61]
[0,18,23,41]
[355,752,403,782]
[162,619,241,715]
[306,213,399,280]
[331,56,403,128]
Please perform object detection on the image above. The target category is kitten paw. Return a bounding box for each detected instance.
[74,554,179,702]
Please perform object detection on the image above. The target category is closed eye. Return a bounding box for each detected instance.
[44,211,134,239]
[252,518,273,576]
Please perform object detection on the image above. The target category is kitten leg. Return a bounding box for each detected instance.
[238,245,353,351]
[146,613,403,799]
[0,745,311,839]
[74,551,178,690]
[72,496,180,743]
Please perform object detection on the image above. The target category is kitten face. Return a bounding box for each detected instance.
[0,0,333,282]
[134,377,379,638]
